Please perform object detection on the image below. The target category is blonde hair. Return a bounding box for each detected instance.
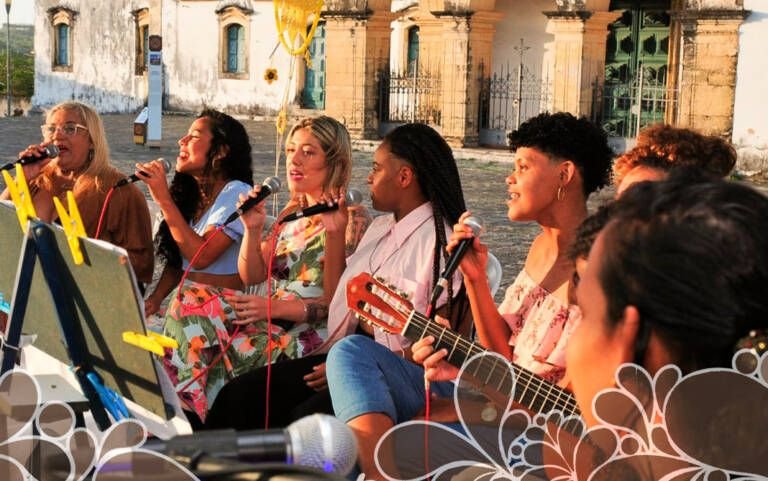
[37,101,115,195]
[287,116,352,201]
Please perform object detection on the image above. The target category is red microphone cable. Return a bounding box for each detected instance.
[262,220,284,429]
[94,186,116,239]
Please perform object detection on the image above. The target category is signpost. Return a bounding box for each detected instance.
[147,34,162,144]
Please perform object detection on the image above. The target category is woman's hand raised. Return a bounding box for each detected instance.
[447,211,488,283]
[317,188,349,236]
[15,144,54,180]
[135,159,170,202]
[238,185,268,233]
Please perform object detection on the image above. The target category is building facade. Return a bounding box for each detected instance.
[33,0,298,114]
[33,0,766,168]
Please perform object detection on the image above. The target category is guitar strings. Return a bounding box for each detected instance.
[411,313,580,416]
[370,285,580,416]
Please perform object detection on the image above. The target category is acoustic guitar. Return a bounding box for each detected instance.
[346,272,580,419]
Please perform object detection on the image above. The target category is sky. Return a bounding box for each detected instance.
[5,0,33,25]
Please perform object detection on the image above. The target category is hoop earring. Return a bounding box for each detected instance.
[556,185,566,201]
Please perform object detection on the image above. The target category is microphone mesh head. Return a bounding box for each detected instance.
[44,144,60,158]
[345,188,363,206]
[463,216,483,236]
[287,414,358,475]
[157,157,172,172]
[263,176,282,194]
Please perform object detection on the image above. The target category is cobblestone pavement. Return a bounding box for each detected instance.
[3,114,764,303]
[1,114,531,301]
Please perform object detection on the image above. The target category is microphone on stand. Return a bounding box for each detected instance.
[142,414,358,475]
[0,144,60,171]
[279,189,363,224]
[223,176,282,226]
[114,158,172,187]
[427,216,483,314]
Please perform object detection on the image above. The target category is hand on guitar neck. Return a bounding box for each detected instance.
[411,317,461,383]
[346,272,581,423]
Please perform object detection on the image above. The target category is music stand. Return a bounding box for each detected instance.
[0,201,178,432]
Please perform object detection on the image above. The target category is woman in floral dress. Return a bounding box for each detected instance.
[178,116,369,426]
[140,110,254,424]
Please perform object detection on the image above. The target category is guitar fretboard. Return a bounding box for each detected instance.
[402,310,580,418]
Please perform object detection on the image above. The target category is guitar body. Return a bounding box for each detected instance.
[346,272,580,419]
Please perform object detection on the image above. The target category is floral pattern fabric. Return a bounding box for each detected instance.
[157,280,300,421]
[154,209,370,421]
[265,217,328,358]
[498,270,581,385]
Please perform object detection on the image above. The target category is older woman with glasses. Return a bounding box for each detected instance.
[0,101,154,286]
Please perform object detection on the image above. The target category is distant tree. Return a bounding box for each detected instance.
[0,25,34,98]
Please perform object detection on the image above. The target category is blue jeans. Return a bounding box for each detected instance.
[326,335,454,423]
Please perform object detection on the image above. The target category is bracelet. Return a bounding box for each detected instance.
[298,298,308,322]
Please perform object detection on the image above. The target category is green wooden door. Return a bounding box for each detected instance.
[302,23,325,110]
[601,1,670,137]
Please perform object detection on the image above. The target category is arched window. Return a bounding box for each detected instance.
[226,24,244,73]
[407,27,419,73]
[217,5,251,79]
[56,24,69,66]
[49,7,76,71]
[134,8,150,75]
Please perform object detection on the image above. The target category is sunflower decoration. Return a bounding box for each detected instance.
[263,68,279,85]
[275,109,288,135]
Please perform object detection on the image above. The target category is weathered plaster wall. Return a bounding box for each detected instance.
[491,0,551,78]
[33,0,150,112]
[732,0,768,173]
[162,0,297,114]
[33,0,298,114]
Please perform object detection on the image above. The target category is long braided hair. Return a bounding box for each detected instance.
[383,124,467,326]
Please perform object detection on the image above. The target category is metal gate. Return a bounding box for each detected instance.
[477,60,552,147]
[595,5,672,137]
[592,66,676,138]
[377,65,441,126]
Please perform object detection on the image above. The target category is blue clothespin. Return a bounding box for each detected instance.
[85,371,131,421]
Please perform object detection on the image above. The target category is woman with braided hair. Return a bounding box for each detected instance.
[343,113,613,480]
[206,123,468,432]
[323,123,471,478]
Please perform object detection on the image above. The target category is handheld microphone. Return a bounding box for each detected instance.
[223,176,282,226]
[427,216,483,311]
[0,144,60,171]
[279,188,363,224]
[142,414,358,475]
[114,158,172,187]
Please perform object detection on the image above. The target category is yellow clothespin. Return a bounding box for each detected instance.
[122,331,178,356]
[1,164,37,233]
[53,191,86,265]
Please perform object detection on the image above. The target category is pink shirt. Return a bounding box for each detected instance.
[499,270,581,384]
[319,202,460,353]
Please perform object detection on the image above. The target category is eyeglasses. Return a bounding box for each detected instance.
[41,122,89,138]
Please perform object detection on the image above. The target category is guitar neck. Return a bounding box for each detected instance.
[402,310,580,418]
